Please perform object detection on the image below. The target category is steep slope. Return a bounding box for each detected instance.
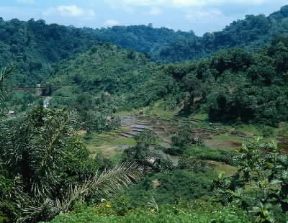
[44,44,162,131]
[49,44,157,96]
[47,35,288,126]
[94,25,200,60]
[95,5,288,62]
[2,5,288,88]
[0,19,100,86]
[0,19,190,87]
[47,43,161,113]
[150,5,288,62]
[133,37,288,126]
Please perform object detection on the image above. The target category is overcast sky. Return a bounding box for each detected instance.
[1,0,288,35]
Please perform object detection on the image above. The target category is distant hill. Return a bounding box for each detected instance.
[0,18,102,86]
[1,5,288,87]
[95,5,288,62]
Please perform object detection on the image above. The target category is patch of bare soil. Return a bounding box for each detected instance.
[204,139,242,150]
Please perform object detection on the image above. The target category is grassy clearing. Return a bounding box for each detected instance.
[204,133,243,151]
[185,145,236,165]
[142,101,176,120]
[184,145,238,176]
[208,160,237,176]
[235,124,262,136]
[84,131,136,159]
[191,113,209,121]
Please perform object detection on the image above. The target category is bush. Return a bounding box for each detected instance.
[48,203,251,223]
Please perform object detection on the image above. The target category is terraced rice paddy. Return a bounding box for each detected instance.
[84,113,251,174]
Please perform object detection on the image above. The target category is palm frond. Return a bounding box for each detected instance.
[90,162,141,195]
[15,162,142,222]
[59,162,141,212]
[0,66,14,112]
[0,66,14,91]
[16,199,55,223]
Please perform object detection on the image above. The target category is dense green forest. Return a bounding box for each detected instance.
[1,4,288,223]
[44,37,288,126]
[1,5,288,88]
[92,5,288,62]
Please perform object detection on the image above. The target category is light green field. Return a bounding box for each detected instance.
[84,130,136,160]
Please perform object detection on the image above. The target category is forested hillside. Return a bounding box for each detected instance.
[135,37,288,126]
[94,5,288,62]
[47,44,159,132]
[0,18,102,86]
[47,37,288,126]
[2,5,288,88]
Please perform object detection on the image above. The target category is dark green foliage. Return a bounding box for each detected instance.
[171,124,203,147]
[2,6,288,223]
[48,204,250,223]
[1,5,288,95]
[0,19,102,87]
[0,108,140,223]
[92,6,288,62]
[50,44,150,95]
[184,146,236,165]
[131,38,288,126]
[214,139,288,222]
[0,66,14,114]
[48,36,288,126]
[0,107,97,221]
[94,25,200,62]
[178,157,211,173]
[210,49,253,74]
[47,44,158,130]
[3,6,288,127]
[48,44,158,111]
[166,124,203,155]
[134,130,158,147]
[123,130,173,172]
[125,169,216,205]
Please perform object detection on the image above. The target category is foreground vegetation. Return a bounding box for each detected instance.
[0,107,140,222]
[48,203,250,223]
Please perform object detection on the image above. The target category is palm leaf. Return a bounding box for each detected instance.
[15,162,141,222]
[59,162,141,211]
